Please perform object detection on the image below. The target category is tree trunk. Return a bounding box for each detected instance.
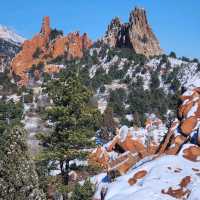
[59,160,69,200]
[60,160,64,178]
[63,160,69,185]
[59,160,69,185]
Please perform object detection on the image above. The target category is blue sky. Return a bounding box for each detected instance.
[1,0,200,59]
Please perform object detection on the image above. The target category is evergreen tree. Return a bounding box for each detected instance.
[0,100,23,133]
[150,72,160,90]
[132,111,141,127]
[102,107,116,130]
[70,179,95,200]
[49,28,63,41]
[39,71,101,185]
[169,51,176,58]
[0,126,46,200]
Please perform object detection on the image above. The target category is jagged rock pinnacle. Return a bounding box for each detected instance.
[103,7,163,57]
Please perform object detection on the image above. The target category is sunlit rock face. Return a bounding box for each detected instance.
[11,16,92,85]
[103,7,163,57]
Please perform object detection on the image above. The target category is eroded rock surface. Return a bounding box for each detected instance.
[11,16,92,85]
[103,7,163,57]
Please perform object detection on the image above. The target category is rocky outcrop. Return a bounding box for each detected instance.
[104,17,122,48]
[157,87,200,155]
[11,16,92,85]
[90,87,200,175]
[90,119,165,174]
[51,32,91,60]
[103,7,162,57]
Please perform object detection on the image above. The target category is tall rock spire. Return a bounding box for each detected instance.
[40,16,51,39]
[128,7,162,56]
[103,7,163,57]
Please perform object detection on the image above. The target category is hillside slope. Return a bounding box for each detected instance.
[0,25,24,72]
[93,145,200,200]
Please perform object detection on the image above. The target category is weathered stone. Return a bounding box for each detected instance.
[180,116,197,135]
[183,146,200,162]
[103,7,162,57]
[11,16,92,85]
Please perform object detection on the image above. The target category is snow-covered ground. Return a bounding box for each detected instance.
[21,86,51,155]
[93,145,200,200]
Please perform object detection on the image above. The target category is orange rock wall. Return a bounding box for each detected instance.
[11,16,92,85]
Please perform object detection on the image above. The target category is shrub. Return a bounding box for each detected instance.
[33,47,43,58]
[196,63,200,72]
[23,94,33,103]
[91,68,112,90]
[192,58,199,63]
[170,78,181,92]
[49,28,63,41]
[160,54,168,65]
[99,85,106,93]
[37,62,45,71]
[48,55,64,64]
[71,179,95,200]
[121,116,132,127]
[123,75,131,84]
[108,66,126,80]
[91,49,99,64]
[169,51,176,58]
[181,56,190,62]
[108,89,126,116]
[150,72,160,89]
[0,126,46,199]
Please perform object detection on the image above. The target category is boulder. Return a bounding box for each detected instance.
[180,116,197,135]
[182,101,194,118]
[183,146,200,162]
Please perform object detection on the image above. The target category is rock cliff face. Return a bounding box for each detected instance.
[103,7,162,57]
[11,16,92,85]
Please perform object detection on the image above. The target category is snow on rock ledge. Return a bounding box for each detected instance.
[93,145,200,200]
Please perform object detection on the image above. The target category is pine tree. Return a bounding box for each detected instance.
[102,107,116,130]
[39,70,101,185]
[0,126,46,200]
[71,179,94,200]
[132,111,141,127]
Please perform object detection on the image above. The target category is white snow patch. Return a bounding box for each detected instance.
[0,25,25,45]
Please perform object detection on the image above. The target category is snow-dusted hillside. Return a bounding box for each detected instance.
[0,25,25,72]
[93,145,200,200]
[0,25,25,45]
[79,46,200,127]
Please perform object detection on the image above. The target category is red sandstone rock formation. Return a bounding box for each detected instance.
[103,7,162,57]
[90,87,200,176]
[11,16,92,85]
[159,88,200,155]
[183,146,200,162]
